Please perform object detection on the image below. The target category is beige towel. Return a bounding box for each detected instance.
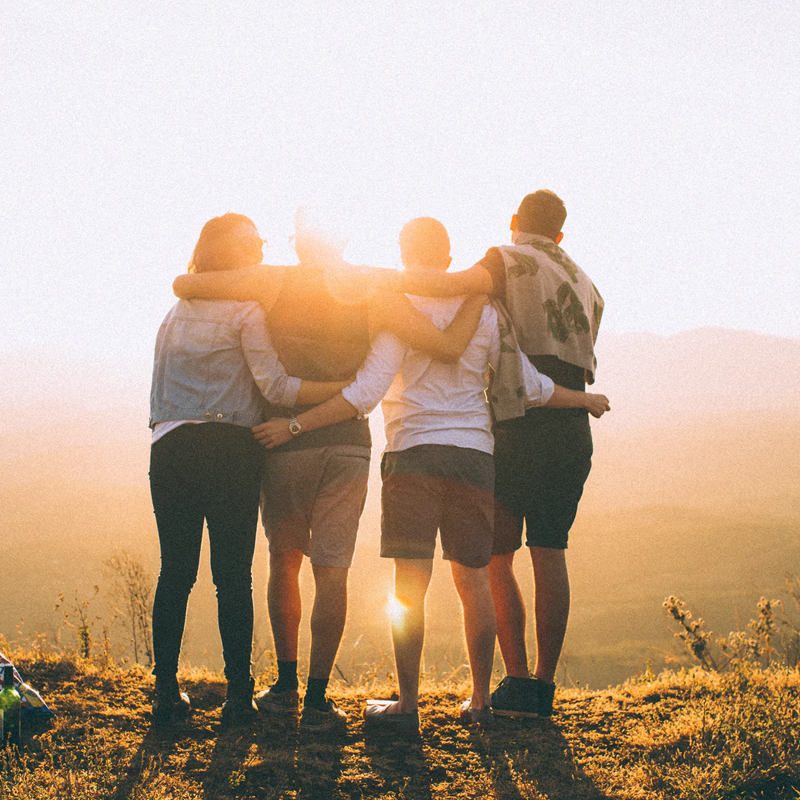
[499,233,603,383]
[489,299,527,422]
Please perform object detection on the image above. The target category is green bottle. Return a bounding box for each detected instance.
[0,665,21,747]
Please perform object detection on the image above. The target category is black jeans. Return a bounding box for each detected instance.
[149,423,264,686]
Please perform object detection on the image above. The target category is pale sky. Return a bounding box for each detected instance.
[3,1,799,368]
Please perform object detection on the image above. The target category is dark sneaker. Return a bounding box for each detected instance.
[363,700,420,735]
[152,678,191,725]
[300,697,347,733]
[491,676,555,718]
[254,686,300,715]
[459,699,495,728]
[221,678,258,728]
[532,678,555,718]
[153,678,192,725]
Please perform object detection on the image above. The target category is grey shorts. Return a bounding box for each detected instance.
[261,444,371,569]
[380,444,495,569]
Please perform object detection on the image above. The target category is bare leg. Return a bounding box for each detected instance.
[267,550,304,662]
[451,562,496,709]
[488,552,529,678]
[308,564,349,680]
[389,559,433,713]
[530,546,570,684]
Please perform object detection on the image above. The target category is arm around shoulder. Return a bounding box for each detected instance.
[374,263,493,298]
[173,264,286,311]
[369,291,487,363]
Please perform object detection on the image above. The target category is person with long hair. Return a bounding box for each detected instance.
[148,213,348,726]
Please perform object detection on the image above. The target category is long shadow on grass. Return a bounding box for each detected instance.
[290,727,348,798]
[203,722,262,798]
[109,720,197,800]
[203,715,349,799]
[472,719,613,800]
[361,733,433,800]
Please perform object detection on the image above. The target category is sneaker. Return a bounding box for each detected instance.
[491,676,555,718]
[221,678,258,728]
[254,686,300,715]
[363,700,420,735]
[300,697,347,733]
[532,678,556,718]
[459,698,495,728]
[152,677,191,725]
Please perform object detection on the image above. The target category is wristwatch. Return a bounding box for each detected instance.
[288,416,302,436]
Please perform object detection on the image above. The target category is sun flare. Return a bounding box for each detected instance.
[385,593,407,627]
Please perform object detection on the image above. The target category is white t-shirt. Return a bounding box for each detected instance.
[151,419,205,445]
[341,296,554,455]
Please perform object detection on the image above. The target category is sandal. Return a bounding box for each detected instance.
[363,699,420,734]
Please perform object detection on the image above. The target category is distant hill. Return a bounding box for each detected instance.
[3,326,798,436]
[595,328,800,428]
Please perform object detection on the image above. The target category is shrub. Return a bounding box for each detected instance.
[665,575,800,672]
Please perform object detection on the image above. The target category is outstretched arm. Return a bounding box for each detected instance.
[173,264,286,312]
[546,385,610,418]
[253,332,406,449]
[368,291,487,363]
[515,346,610,419]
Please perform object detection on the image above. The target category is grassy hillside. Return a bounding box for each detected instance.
[1,651,798,800]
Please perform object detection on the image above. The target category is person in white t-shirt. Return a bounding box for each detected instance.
[253,218,609,730]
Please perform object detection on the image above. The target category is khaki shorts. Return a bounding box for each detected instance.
[261,445,370,568]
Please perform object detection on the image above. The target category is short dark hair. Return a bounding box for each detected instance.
[399,217,451,267]
[516,191,567,240]
[189,213,257,273]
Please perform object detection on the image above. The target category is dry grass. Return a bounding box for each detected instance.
[0,651,798,800]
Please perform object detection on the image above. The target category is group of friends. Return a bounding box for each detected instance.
[148,190,610,733]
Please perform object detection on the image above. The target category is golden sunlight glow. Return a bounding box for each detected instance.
[322,263,378,306]
[385,593,408,627]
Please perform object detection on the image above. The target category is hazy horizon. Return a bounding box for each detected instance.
[2,327,798,688]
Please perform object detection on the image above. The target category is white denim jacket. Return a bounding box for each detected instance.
[149,300,301,430]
